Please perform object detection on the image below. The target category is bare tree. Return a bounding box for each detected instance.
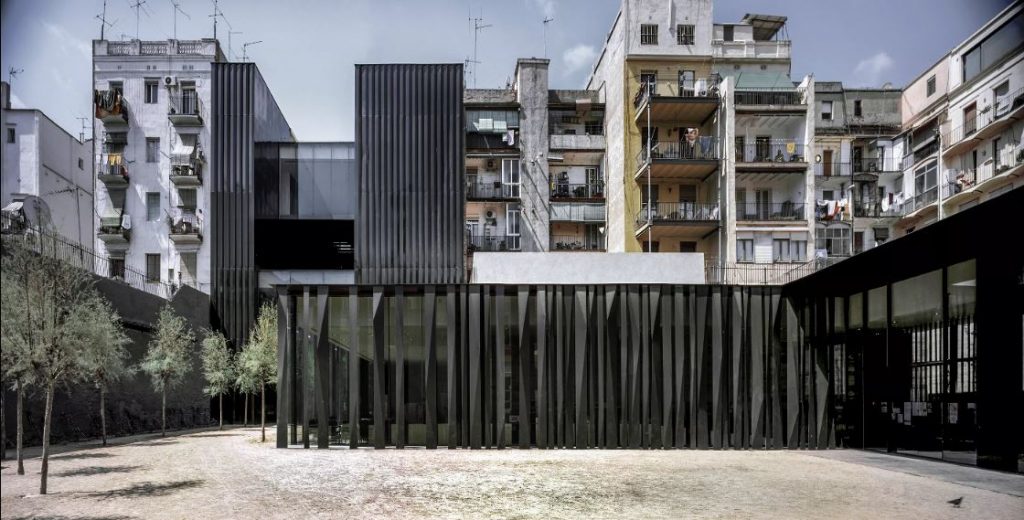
[238,302,278,442]
[141,306,195,437]
[201,331,234,430]
[78,298,132,447]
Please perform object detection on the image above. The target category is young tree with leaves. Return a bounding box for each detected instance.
[201,331,234,430]
[141,306,195,437]
[0,265,35,475]
[239,302,278,442]
[1,235,110,495]
[236,349,258,428]
[77,299,132,447]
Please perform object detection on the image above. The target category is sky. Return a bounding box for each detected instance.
[0,0,1013,141]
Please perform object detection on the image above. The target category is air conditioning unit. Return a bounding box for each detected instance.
[486,159,495,169]
[164,76,176,86]
[485,210,496,219]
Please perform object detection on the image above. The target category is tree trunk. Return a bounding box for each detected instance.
[40,383,55,495]
[16,381,25,475]
[1,384,6,460]
[161,387,167,437]
[219,393,223,430]
[100,387,107,447]
[243,393,249,427]
[261,383,266,443]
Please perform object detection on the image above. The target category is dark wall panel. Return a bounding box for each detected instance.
[355,64,465,285]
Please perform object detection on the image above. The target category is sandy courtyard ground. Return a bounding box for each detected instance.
[1,427,1022,519]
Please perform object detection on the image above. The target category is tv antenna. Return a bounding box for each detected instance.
[242,40,262,62]
[76,117,90,142]
[543,17,554,58]
[468,14,492,87]
[464,57,480,87]
[96,0,117,40]
[8,67,24,95]
[129,0,147,41]
[229,31,242,60]
[168,0,191,40]
[209,0,232,40]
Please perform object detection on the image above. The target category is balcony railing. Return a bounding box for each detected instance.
[736,202,805,221]
[633,74,721,109]
[711,40,791,59]
[635,202,720,228]
[168,91,202,124]
[901,187,938,214]
[550,182,605,200]
[852,156,901,173]
[97,156,129,185]
[734,87,806,106]
[942,86,1024,148]
[550,235,605,251]
[99,39,216,57]
[853,199,904,218]
[813,162,852,177]
[903,140,940,169]
[466,182,517,200]
[97,215,131,243]
[467,234,520,252]
[168,210,203,241]
[548,133,606,150]
[637,139,721,166]
[170,154,203,185]
[550,203,606,222]
[736,141,806,163]
[94,90,128,125]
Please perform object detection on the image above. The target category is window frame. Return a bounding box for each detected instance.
[146,137,160,163]
[146,192,161,221]
[926,75,936,96]
[640,24,659,45]
[676,24,695,45]
[144,79,159,104]
[821,100,833,121]
[145,253,160,282]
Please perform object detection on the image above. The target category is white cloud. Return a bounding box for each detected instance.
[41,21,90,58]
[532,0,556,19]
[853,52,894,87]
[563,44,597,76]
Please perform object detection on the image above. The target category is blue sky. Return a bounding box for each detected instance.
[0,0,1012,141]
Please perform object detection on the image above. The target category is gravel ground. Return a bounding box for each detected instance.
[2,427,1022,519]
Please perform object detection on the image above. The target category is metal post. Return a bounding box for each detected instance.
[646,81,653,253]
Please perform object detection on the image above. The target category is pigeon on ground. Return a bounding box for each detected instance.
[947,497,963,508]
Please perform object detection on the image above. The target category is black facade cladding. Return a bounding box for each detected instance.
[355,64,465,285]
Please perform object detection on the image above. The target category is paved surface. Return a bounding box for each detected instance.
[2,428,1022,519]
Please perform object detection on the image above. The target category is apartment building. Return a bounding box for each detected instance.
[93,38,223,295]
[464,59,607,256]
[894,3,1023,236]
[813,82,903,257]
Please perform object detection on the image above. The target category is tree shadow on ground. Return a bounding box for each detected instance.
[9,516,134,520]
[54,465,144,477]
[124,439,177,447]
[186,433,242,438]
[85,479,204,499]
[51,452,115,461]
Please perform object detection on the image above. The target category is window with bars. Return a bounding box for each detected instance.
[640,24,658,45]
[145,254,160,282]
[146,137,160,163]
[676,24,695,45]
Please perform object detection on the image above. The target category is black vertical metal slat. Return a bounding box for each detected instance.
[424,286,438,449]
[605,286,620,449]
[483,288,493,448]
[628,286,642,448]
[468,286,482,449]
[495,286,506,449]
[517,286,532,449]
[395,287,406,449]
[536,286,549,449]
[596,288,606,448]
[349,290,360,448]
[640,287,651,449]
[301,286,311,449]
[276,288,290,448]
[673,287,686,448]
[785,296,800,448]
[731,288,744,449]
[315,286,331,449]
[573,286,588,449]
[661,287,674,449]
[710,287,724,449]
[750,289,765,449]
[446,286,458,449]
[372,287,386,449]
[695,286,709,448]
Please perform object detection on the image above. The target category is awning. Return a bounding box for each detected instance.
[173,135,196,157]
[2,201,24,213]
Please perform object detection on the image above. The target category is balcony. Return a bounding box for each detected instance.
[852,156,901,175]
[735,141,807,173]
[942,148,1024,205]
[466,182,518,201]
[168,91,203,126]
[98,39,219,57]
[549,133,606,151]
[902,140,940,170]
[467,234,520,252]
[94,90,128,126]
[633,75,720,125]
[550,202,606,223]
[97,156,129,186]
[734,87,806,113]
[853,199,904,218]
[634,201,720,242]
[813,162,852,178]
[942,86,1024,159]
[712,39,791,60]
[736,202,805,222]
[635,139,720,181]
[550,234,605,252]
[168,210,203,245]
[170,154,204,186]
[550,182,604,201]
[900,187,938,216]
[97,215,130,247]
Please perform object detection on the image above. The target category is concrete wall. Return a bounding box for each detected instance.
[514,59,552,252]
[470,252,705,284]
[624,0,714,57]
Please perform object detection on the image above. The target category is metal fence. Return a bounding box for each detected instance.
[734,87,805,106]
[705,257,844,285]
[813,162,852,177]
[550,182,605,200]
[550,235,605,251]
[467,234,520,252]
[736,202,805,221]
[169,90,202,117]
[637,138,721,165]
[635,202,719,228]
[736,141,806,163]
[466,182,517,200]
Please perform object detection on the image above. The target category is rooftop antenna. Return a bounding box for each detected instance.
[209,0,231,41]
[8,67,24,97]
[242,40,262,62]
[543,17,554,58]
[129,0,146,40]
[76,117,90,142]
[463,57,480,87]
[229,31,242,60]
[469,12,492,87]
[168,0,191,40]
[96,0,117,40]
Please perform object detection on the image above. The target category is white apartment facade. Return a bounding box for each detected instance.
[1,81,94,246]
[93,39,223,295]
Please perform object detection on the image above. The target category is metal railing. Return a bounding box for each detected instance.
[736,141,806,163]
[637,139,721,166]
[550,203,606,222]
[169,210,203,237]
[633,74,721,108]
[97,159,129,180]
[550,182,605,200]
[734,87,806,106]
[169,91,202,117]
[853,199,904,218]
[736,202,805,221]
[942,86,1024,147]
[704,256,843,286]
[901,187,938,214]
[466,182,517,200]
[711,40,791,59]
[813,162,852,177]
[903,140,939,169]
[550,235,605,251]
[467,234,520,252]
[635,202,719,228]
[1,213,169,298]
[852,156,901,173]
